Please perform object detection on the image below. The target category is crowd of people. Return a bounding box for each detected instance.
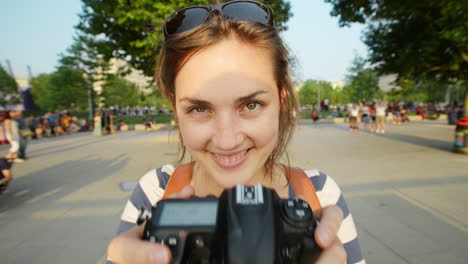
[0,111,91,144]
[104,105,173,117]
[347,101,410,133]
[307,101,465,133]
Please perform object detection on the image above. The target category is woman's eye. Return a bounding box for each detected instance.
[245,102,258,111]
[193,106,206,113]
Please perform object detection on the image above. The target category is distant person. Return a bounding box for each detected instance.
[107,112,116,135]
[15,111,29,160]
[4,111,23,162]
[79,118,90,132]
[348,104,360,132]
[360,102,371,131]
[101,111,107,134]
[448,105,458,125]
[375,100,387,134]
[324,98,329,111]
[26,115,37,139]
[400,106,410,123]
[311,111,320,122]
[93,112,103,136]
[117,119,126,131]
[416,104,426,120]
[0,112,7,145]
[0,152,17,194]
[47,112,57,136]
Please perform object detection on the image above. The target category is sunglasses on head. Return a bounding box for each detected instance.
[164,0,275,38]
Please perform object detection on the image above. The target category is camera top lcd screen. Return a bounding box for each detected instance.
[157,201,218,227]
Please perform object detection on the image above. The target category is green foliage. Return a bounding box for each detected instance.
[298,81,318,105]
[324,0,467,78]
[343,55,382,103]
[60,34,110,79]
[0,65,20,107]
[77,0,293,77]
[30,66,88,111]
[386,78,466,104]
[137,89,171,108]
[324,0,468,115]
[100,74,140,107]
[298,80,349,106]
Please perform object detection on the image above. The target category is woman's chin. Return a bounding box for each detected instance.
[213,172,255,190]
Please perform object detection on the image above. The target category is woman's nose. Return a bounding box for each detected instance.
[212,113,244,150]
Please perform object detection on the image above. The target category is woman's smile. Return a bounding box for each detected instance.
[210,148,252,169]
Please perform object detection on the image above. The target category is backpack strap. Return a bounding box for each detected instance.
[162,163,194,199]
[286,167,321,213]
[162,163,322,212]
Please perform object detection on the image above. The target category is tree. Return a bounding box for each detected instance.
[343,55,382,103]
[77,0,293,77]
[299,80,350,107]
[60,33,111,119]
[30,66,88,111]
[298,81,318,106]
[100,74,140,107]
[324,0,468,115]
[0,65,20,108]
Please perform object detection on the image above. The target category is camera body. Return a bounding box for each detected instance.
[142,184,320,264]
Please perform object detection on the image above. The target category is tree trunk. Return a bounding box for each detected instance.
[87,77,94,122]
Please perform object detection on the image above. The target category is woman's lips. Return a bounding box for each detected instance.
[211,148,251,169]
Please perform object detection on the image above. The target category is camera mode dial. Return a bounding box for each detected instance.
[282,199,313,225]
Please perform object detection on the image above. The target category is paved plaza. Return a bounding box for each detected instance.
[0,120,467,263]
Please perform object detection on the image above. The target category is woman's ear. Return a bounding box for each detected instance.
[279,86,289,106]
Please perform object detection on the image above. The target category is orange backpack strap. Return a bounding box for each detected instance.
[163,164,321,212]
[287,167,322,213]
[162,163,194,199]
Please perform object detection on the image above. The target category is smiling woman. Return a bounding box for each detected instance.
[175,38,282,193]
[107,1,364,264]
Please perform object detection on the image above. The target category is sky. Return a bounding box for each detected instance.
[0,0,368,82]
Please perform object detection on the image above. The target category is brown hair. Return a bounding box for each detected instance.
[156,15,298,177]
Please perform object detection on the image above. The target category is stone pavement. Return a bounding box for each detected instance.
[0,120,467,263]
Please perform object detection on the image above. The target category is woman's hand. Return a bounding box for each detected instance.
[314,205,347,264]
[107,185,195,264]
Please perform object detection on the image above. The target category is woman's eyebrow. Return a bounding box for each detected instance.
[178,90,269,105]
[235,90,269,104]
[178,98,214,108]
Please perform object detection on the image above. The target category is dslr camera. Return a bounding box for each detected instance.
[141,184,320,264]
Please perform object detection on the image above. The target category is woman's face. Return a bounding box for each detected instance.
[175,37,280,188]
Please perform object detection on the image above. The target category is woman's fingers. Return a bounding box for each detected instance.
[107,224,171,264]
[107,185,194,263]
[315,237,347,264]
[315,205,344,248]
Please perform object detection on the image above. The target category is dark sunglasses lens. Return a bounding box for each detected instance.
[222,2,270,24]
[166,7,209,35]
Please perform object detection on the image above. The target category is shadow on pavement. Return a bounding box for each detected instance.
[0,154,128,213]
[379,133,454,152]
[27,135,121,159]
[341,174,468,194]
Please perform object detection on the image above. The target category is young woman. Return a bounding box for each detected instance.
[107,1,364,263]
[93,112,103,137]
[4,111,20,155]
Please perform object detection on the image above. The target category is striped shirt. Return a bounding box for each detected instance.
[109,165,365,263]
